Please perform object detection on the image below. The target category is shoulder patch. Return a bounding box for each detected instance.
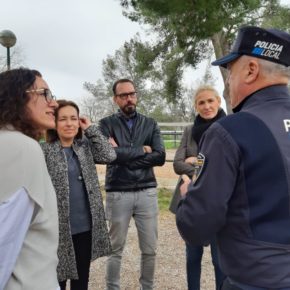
[192,153,205,184]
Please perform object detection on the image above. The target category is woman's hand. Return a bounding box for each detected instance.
[180,174,191,197]
[185,156,198,165]
[79,116,92,130]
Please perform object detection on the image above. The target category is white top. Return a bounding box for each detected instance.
[0,188,34,290]
[0,129,59,290]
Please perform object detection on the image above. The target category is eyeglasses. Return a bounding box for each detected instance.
[115,91,137,100]
[26,88,56,103]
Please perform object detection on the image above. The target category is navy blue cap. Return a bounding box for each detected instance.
[212,26,290,68]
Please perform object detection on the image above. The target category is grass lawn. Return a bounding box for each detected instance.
[158,187,173,211]
[101,186,173,212]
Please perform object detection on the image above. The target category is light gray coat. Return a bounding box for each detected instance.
[41,125,116,281]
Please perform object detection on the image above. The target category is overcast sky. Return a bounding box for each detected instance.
[1,0,143,102]
[1,0,290,106]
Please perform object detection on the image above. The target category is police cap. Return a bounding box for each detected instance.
[211,26,290,68]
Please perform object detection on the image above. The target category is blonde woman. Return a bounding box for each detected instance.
[173,85,226,290]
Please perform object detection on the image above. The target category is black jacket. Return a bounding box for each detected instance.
[99,111,166,191]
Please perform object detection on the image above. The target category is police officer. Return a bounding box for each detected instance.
[176,26,290,290]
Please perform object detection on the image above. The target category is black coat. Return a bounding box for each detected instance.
[99,111,166,191]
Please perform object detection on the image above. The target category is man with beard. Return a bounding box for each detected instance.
[99,78,166,290]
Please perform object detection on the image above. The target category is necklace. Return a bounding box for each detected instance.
[63,148,83,181]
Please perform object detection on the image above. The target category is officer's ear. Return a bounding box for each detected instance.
[245,59,259,84]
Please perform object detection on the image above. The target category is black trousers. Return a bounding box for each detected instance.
[59,231,92,290]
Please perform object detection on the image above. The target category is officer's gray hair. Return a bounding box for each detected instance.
[193,85,220,104]
[258,59,290,79]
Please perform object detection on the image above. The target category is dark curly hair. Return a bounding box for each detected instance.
[46,99,83,143]
[0,68,42,139]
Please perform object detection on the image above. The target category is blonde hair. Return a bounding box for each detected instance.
[193,85,221,105]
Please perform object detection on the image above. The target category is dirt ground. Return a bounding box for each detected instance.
[89,211,215,290]
[91,149,217,289]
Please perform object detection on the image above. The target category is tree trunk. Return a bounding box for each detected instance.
[211,32,232,114]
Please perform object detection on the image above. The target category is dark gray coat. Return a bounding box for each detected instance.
[173,124,198,177]
[41,125,116,281]
[169,125,198,213]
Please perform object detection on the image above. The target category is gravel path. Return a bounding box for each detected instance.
[89,212,216,290]
[91,150,217,289]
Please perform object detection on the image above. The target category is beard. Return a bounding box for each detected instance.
[122,104,136,116]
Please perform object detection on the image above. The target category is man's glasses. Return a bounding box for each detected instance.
[115,91,137,100]
[26,88,56,103]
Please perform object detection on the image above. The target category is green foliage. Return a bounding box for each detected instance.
[83,0,290,120]
[121,0,266,44]
[164,141,180,150]
[118,0,289,110]
[262,2,290,31]
[82,34,195,121]
[162,133,181,149]
[158,187,173,211]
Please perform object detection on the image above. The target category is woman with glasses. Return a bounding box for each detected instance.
[41,99,116,290]
[172,85,226,290]
[0,68,59,290]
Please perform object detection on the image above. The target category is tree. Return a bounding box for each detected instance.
[82,36,189,121]
[80,79,116,122]
[83,36,221,122]
[118,0,290,112]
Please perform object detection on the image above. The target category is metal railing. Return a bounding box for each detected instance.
[161,130,183,148]
[159,122,189,150]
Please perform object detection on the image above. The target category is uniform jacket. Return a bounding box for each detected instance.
[99,111,166,191]
[176,85,290,288]
[41,125,116,281]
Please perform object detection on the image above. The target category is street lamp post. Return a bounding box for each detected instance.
[0,30,17,70]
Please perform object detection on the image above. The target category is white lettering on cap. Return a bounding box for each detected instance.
[254,40,283,52]
[262,50,280,59]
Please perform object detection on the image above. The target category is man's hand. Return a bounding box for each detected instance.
[143,145,152,153]
[109,137,118,147]
[180,174,191,197]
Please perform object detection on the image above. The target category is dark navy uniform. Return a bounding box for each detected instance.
[176,85,290,289]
